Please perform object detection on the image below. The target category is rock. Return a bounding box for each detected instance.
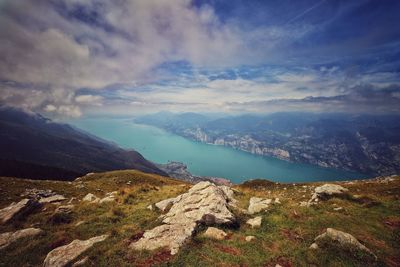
[131,223,195,255]
[299,201,310,207]
[51,205,74,224]
[43,235,108,267]
[22,189,66,204]
[309,243,319,249]
[246,216,262,228]
[131,181,236,255]
[68,197,77,204]
[161,182,236,225]
[219,185,237,204]
[146,205,153,210]
[82,193,100,203]
[0,228,43,249]
[22,188,54,198]
[0,199,40,224]
[248,197,271,214]
[99,195,116,204]
[245,236,256,242]
[75,221,85,227]
[39,195,67,204]
[274,198,281,204]
[310,184,349,202]
[154,197,177,212]
[55,205,74,214]
[72,256,89,267]
[313,228,376,259]
[203,227,227,240]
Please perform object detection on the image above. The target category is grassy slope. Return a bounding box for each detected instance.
[0,171,399,267]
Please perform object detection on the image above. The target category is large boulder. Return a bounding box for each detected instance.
[0,228,43,250]
[310,228,376,260]
[0,199,40,224]
[131,181,236,255]
[248,197,272,214]
[43,235,108,267]
[161,182,236,225]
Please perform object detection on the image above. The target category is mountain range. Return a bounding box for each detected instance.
[0,107,166,180]
[135,112,400,176]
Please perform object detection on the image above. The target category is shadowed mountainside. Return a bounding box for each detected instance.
[0,107,167,180]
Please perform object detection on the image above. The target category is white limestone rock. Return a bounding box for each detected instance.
[0,199,40,224]
[43,235,108,267]
[203,227,227,240]
[246,216,262,228]
[0,228,43,250]
[245,236,256,242]
[248,197,272,214]
[313,228,376,260]
[82,193,100,203]
[154,197,177,212]
[311,184,349,202]
[131,181,237,255]
[39,195,67,204]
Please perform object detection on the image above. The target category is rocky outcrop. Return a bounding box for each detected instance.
[203,227,227,240]
[0,199,40,224]
[310,228,376,259]
[22,188,66,203]
[130,181,236,255]
[43,235,108,267]
[248,197,272,214]
[153,197,177,212]
[0,228,43,250]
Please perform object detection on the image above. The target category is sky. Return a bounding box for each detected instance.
[0,0,400,117]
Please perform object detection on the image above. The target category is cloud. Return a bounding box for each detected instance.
[75,94,103,106]
[0,0,399,116]
[223,84,400,114]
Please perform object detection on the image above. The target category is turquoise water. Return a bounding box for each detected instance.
[69,118,367,183]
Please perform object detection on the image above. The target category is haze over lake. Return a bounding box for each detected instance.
[69,118,366,183]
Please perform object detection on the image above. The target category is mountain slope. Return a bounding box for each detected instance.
[0,107,167,180]
[0,171,398,266]
[135,112,400,176]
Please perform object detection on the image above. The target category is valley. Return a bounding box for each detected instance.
[135,112,400,177]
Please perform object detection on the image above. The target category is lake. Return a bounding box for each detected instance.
[69,117,367,183]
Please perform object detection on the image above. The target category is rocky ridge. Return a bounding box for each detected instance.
[130,181,236,254]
